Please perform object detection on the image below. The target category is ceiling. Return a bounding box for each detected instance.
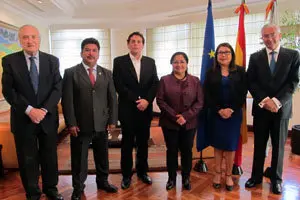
[2,0,300,29]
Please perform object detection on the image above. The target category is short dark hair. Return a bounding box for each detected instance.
[81,38,100,52]
[214,42,236,71]
[127,32,145,44]
[170,52,189,64]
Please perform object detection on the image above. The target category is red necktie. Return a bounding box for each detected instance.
[88,68,95,86]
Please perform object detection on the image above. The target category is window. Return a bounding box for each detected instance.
[147,13,265,78]
[50,29,111,76]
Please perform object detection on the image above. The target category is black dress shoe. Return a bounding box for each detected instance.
[97,182,118,193]
[138,174,152,185]
[226,184,234,191]
[46,193,64,200]
[263,167,271,179]
[182,178,191,190]
[71,192,81,200]
[232,164,243,176]
[121,178,131,189]
[166,179,176,190]
[271,183,282,194]
[212,182,221,189]
[245,178,262,188]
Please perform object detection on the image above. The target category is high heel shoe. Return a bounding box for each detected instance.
[225,174,234,191]
[212,170,221,189]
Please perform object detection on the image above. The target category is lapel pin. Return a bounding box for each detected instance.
[98,72,101,75]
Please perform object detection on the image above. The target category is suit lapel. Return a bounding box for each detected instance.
[273,47,285,76]
[140,56,146,85]
[17,51,35,94]
[126,54,138,82]
[77,63,93,87]
[94,65,104,88]
[260,49,273,77]
[38,52,48,94]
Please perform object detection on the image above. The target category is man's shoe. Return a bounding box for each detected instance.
[245,178,262,188]
[138,174,152,185]
[271,183,282,195]
[166,179,176,190]
[263,167,271,179]
[71,192,81,200]
[97,182,118,193]
[182,178,191,190]
[121,178,131,189]
[45,193,64,200]
[232,164,243,175]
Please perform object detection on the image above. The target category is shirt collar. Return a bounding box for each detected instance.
[24,51,39,60]
[82,61,97,72]
[129,53,142,61]
[266,45,280,55]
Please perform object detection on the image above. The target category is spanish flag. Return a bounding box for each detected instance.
[233,0,249,167]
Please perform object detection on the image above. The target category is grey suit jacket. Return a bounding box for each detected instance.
[247,47,300,119]
[62,63,118,133]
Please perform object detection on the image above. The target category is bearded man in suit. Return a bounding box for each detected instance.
[2,25,63,200]
[245,23,300,194]
[113,32,159,189]
[62,38,118,200]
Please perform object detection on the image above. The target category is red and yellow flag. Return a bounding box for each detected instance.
[235,1,249,144]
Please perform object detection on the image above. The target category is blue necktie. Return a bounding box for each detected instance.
[269,51,276,74]
[29,56,39,93]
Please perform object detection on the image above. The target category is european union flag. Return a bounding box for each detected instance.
[197,0,215,151]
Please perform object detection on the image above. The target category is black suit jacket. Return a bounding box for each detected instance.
[62,63,117,133]
[113,54,159,126]
[247,47,300,119]
[204,66,247,113]
[2,50,62,135]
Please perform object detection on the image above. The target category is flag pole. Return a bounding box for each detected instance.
[194,0,215,173]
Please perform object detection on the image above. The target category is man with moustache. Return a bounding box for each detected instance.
[62,38,118,200]
[113,32,159,189]
[245,23,300,194]
[1,25,63,200]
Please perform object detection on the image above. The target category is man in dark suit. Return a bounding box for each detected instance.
[1,25,63,200]
[62,38,118,200]
[113,32,159,189]
[245,23,300,194]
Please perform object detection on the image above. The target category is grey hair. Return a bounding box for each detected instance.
[18,24,41,39]
[261,23,281,34]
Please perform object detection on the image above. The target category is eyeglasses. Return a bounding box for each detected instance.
[217,51,231,56]
[262,32,277,39]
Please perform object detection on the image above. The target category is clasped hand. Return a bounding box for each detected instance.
[136,99,149,111]
[176,114,186,126]
[218,108,233,119]
[28,108,46,124]
[262,98,278,113]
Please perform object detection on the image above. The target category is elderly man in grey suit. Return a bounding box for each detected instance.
[62,38,118,200]
[245,24,300,194]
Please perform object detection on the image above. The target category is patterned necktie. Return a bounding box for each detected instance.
[29,56,39,93]
[88,68,95,86]
[269,51,276,74]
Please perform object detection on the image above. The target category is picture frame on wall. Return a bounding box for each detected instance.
[0,21,21,112]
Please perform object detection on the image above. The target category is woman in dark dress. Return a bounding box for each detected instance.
[204,43,247,191]
[156,52,204,190]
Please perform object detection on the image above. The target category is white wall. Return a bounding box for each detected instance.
[0,6,50,52]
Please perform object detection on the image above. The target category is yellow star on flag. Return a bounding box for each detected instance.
[208,49,215,58]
